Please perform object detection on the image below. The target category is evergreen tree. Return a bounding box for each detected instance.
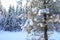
[0,0,7,30]
[22,0,60,40]
[5,6,16,31]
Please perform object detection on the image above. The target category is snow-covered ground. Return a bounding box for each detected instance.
[0,31,28,40]
[0,31,60,40]
[49,31,60,40]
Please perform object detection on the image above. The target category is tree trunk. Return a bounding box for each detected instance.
[44,14,48,40]
[43,0,48,40]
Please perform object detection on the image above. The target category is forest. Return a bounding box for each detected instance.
[0,0,60,40]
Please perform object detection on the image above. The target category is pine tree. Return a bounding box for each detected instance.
[23,0,60,40]
[0,0,6,30]
[5,6,16,31]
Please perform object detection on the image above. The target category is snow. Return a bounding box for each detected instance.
[21,19,33,30]
[0,31,60,40]
[0,31,28,40]
[53,0,56,2]
[39,8,49,14]
[49,31,60,40]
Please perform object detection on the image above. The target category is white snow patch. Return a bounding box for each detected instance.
[0,31,28,40]
[0,31,60,40]
[49,31,60,40]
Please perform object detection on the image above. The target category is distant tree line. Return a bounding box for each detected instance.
[0,3,27,31]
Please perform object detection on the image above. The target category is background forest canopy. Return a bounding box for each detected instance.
[0,0,60,32]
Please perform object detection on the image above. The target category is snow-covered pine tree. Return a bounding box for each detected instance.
[5,5,17,31]
[0,0,7,30]
[22,0,60,40]
[16,0,27,31]
[0,0,3,30]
